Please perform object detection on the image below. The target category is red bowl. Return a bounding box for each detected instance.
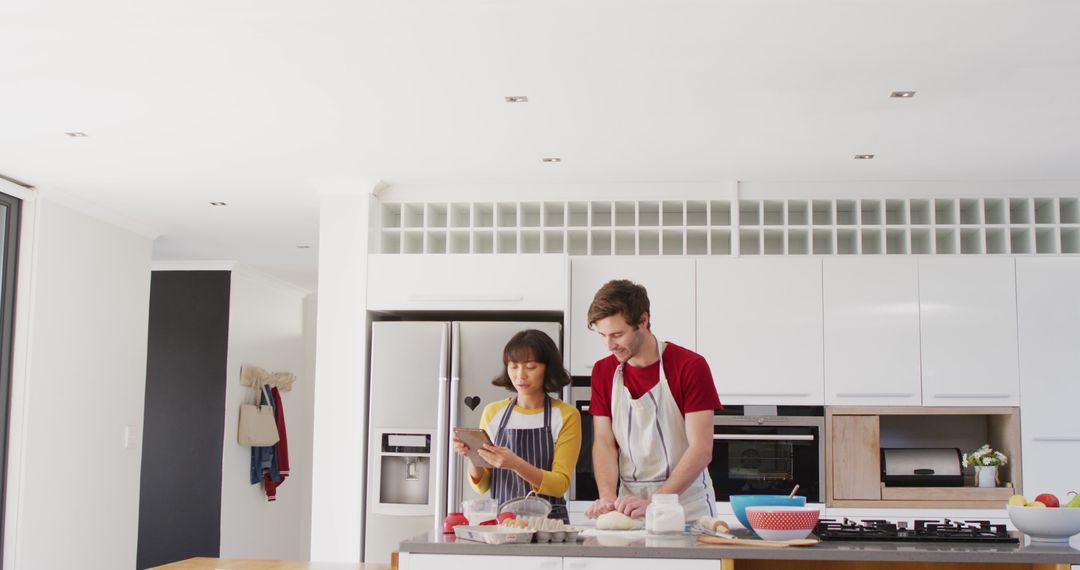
[745,506,821,541]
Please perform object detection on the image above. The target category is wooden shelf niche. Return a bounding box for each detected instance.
[826,407,1022,508]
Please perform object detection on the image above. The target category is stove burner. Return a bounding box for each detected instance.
[814,518,1018,543]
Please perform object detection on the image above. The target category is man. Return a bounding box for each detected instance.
[584,279,720,520]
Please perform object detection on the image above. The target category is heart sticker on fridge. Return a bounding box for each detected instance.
[464,396,481,410]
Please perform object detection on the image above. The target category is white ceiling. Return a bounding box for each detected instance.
[2,0,1079,290]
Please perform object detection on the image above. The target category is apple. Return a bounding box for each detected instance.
[1007,494,1028,507]
[1066,492,1080,508]
[1029,501,1047,508]
[1034,493,1060,508]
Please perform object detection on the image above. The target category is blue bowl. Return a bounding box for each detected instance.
[730,495,807,530]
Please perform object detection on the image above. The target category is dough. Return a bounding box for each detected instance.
[596,511,645,530]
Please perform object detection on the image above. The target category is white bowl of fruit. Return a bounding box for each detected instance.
[1006,492,1080,542]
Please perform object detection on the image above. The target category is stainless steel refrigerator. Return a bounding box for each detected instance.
[363,320,562,563]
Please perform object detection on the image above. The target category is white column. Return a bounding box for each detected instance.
[309,182,377,562]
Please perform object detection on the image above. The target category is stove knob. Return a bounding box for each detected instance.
[757,417,765,425]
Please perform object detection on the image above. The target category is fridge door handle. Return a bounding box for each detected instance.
[434,324,451,525]
[447,322,462,514]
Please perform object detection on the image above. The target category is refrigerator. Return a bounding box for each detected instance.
[363,320,563,563]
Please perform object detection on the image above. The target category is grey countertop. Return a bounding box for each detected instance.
[400,529,1080,565]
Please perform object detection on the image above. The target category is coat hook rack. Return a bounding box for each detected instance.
[240,364,296,392]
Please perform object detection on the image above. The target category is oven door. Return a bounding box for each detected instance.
[567,383,598,501]
[708,417,824,502]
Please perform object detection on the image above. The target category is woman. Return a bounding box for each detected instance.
[452,329,581,523]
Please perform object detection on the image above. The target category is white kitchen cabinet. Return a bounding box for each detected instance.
[367,254,566,311]
[408,554,561,570]
[823,258,922,406]
[1016,258,1080,499]
[697,258,825,406]
[918,258,1020,406]
[568,257,696,375]
[563,558,717,570]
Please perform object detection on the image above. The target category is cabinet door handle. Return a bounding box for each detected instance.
[835,392,913,398]
[932,393,1012,399]
[723,392,811,397]
[565,561,587,570]
[1032,436,1080,442]
[408,294,524,302]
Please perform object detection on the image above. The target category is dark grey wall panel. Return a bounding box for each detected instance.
[137,271,231,569]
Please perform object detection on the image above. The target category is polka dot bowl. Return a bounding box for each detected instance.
[745,506,821,541]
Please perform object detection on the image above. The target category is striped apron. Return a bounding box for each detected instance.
[490,395,569,523]
[611,340,716,520]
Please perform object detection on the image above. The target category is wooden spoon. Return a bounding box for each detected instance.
[697,535,818,548]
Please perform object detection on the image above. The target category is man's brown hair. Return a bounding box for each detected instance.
[587,279,651,330]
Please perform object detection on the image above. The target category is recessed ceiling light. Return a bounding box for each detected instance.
[297,245,311,249]
[65,132,88,137]
[542,157,561,163]
[504,96,529,103]
[209,201,228,206]
[854,154,875,160]
[890,91,916,98]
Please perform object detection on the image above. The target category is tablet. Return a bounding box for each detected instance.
[453,427,495,468]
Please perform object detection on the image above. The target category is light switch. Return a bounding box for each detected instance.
[123,425,140,449]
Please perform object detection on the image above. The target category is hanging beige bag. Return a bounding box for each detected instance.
[238,384,280,446]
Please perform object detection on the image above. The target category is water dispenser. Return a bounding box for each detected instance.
[371,429,435,515]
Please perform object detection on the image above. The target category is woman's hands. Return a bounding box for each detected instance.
[476,444,523,470]
[451,435,471,458]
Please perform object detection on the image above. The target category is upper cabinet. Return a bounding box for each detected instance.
[366,254,566,312]
[568,258,696,376]
[918,258,1020,406]
[823,258,922,406]
[697,258,825,406]
[1015,258,1080,499]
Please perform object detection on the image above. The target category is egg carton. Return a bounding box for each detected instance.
[454,525,535,545]
[500,517,584,543]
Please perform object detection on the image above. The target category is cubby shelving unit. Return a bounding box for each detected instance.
[375,200,735,255]
[373,197,1080,256]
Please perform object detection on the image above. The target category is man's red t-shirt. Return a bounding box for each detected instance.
[589,341,722,417]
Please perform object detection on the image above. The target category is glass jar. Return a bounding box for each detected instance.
[645,494,685,534]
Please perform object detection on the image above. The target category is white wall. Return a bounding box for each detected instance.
[219,267,314,560]
[4,196,152,570]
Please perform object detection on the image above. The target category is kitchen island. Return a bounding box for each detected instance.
[398,530,1080,570]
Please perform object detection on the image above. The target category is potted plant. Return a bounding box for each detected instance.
[963,444,1008,488]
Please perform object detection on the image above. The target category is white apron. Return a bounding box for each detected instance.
[610,341,716,520]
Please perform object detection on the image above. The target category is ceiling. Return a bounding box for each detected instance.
[2,0,1078,290]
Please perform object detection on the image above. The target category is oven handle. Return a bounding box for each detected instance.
[712,434,815,441]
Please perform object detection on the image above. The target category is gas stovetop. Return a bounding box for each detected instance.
[814,518,1019,543]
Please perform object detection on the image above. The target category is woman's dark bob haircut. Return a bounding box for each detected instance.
[492,329,571,394]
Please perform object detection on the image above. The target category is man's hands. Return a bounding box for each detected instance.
[613,495,651,519]
[585,498,615,519]
[585,495,652,519]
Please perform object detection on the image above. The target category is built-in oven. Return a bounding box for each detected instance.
[567,384,824,504]
[567,379,598,501]
[709,407,825,502]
